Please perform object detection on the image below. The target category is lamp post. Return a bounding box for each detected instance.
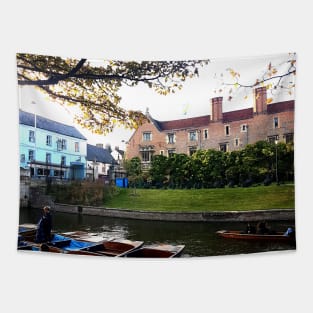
[275,139,279,185]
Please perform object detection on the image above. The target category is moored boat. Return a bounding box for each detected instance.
[81,238,144,257]
[216,230,295,243]
[123,243,185,258]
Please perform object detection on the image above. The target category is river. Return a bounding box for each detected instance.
[19,208,296,257]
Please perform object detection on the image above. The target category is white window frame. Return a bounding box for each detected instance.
[142,132,152,141]
[189,130,197,141]
[219,143,229,152]
[61,156,66,166]
[29,130,35,143]
[28,150,35,161]
[234,138,240,147]
[240,124,247,132]
[225,125,230,136]
[167,149,176,157]
[46,135,52,146]
[46,153,51,163]
[75,141,80,152]
[167,133,175,144]
[203,129,209,140]
[273,117,279,129]
[141,151,151,162]
[189,146,197,156]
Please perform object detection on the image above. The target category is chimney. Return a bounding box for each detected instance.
[211,97,223,121]
[254,87,267,113]
[96,143,103,148]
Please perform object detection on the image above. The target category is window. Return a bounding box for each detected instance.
[160,150,164,156]
[234,138,240,147]
[46,135,52,146]
[54,170,64,177]
[57,139,67,151]
[29,130,35,143]
[37,168,44,176]
[284,133,294,144]
[189,131,197,141]
[28,150,35,161]
[268,135,279,144]
[219,143,228,152]
[46,153,51,164]
[61,156,66,166]
[141,151,151,162]
[167,133,175,144]
[143,132,152,141]
[225,125,230,136]
[20,154,25,163]
[189,146,197,156]
[44,169,50,176]
[75,142,80,152]
[241,124,247,132]
[273,117,279,129]
[168,149,176,157]
[203,129,209,140]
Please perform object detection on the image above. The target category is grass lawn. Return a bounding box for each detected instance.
[104,184,295,212]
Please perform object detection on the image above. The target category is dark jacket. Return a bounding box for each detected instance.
[35,212,52,243]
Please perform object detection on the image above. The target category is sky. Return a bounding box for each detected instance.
[18,52,295,151]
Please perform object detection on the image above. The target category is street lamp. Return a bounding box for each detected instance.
[275,139,279,185]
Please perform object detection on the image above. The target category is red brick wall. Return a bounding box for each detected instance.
[126,97,294,160]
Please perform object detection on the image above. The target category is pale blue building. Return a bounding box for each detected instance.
[19,110,87,180]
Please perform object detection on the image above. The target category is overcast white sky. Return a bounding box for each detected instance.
[18,52,295,150]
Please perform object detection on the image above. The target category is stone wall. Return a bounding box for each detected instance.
[52,203,295,222]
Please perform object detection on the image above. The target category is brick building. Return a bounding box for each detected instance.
[125,87,294,168]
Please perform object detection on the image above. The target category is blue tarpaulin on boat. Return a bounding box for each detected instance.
[51,234,94,251]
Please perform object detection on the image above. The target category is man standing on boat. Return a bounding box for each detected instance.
[35,206,52,243]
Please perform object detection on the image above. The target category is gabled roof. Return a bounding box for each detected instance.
[149,115,210,131]
[19,110,87,140]
[87,144,117,164]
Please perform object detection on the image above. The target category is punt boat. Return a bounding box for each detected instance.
[123,243,185,258]
[216,230,295,243]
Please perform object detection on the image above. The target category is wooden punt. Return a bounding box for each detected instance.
[123,243,185,258]
[216,230,295,243]
[81,239,144,257]
[18,224,37,237]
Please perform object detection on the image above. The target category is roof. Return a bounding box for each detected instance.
[87,144,117,164]
[19,110,87,140]
[115,147,125,157]
[267,100,295,114]
[150,115,211,131]
[223,108,254,123]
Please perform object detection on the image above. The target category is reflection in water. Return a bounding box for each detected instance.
[19,208,296,257]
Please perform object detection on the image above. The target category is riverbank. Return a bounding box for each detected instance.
[105,185,294,212]
[49,203,295,222]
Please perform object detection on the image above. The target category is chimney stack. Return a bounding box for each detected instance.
[211,97,223,121]
[96,143,103,148]
[254,87,267,113]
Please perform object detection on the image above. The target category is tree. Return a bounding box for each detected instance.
[213,53,296,103]
[17,53,209,134]
[149,155,169,188]
[124,157,142,194]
